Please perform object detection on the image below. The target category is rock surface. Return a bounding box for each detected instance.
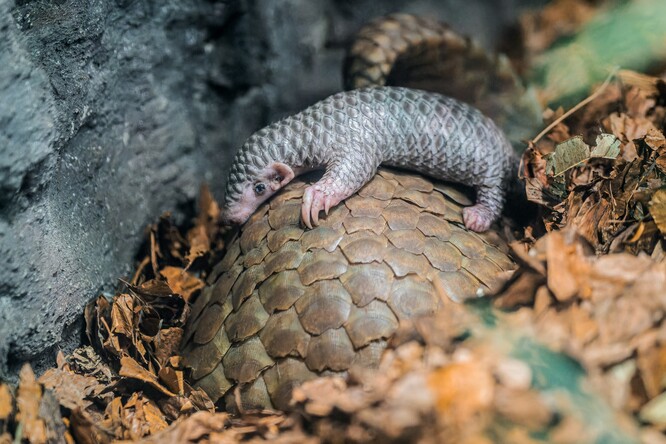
[0,0,544,380]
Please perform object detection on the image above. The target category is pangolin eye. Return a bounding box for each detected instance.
[254,183,266,195]
[273,175,283,183]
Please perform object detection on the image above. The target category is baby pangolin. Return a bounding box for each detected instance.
[221,86,517,232]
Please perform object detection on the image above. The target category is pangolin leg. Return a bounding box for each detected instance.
[462,185,504,232]
[301,153,381,228]
[302,179,353,229]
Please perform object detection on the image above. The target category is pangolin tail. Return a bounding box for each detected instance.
[343,13,542,150]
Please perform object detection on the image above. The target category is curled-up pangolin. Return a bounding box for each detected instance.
[182,13,521,411]
[182,170,516,411]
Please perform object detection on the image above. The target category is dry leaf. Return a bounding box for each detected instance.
[15,365,47,444]
[0,385,12,422]
[650,188,666,234]
[153,327,184,367]
[135,411,229,444]
[160,266,204,302]
[494,387,553,429]
[545,136,590,176]
[38,367,104,412]
[640,393,666,427]
[636,345,666,400]
[69,408,114,444]
[119,356,175,397]
[429,359,495,426]
[185,225,209,269]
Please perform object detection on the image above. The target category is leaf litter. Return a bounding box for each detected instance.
[2,9,666,444]
[522,70,666,253]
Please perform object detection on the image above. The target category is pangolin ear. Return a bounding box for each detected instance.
[268,162,295,190]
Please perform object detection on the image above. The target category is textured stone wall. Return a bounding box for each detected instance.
[0,0,544,380]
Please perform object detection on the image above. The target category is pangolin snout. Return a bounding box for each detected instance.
[220,206,253,226]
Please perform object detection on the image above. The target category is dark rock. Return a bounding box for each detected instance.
[0,0,545,380]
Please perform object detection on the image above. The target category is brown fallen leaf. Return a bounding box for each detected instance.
[38,367,105,412]
[157,367,184,397]
[15,364,47,444]
[636,344,666,400]
[544,230,590,301]
[160,266,205,302]
[0,384,12,422]
[291,377,370,417]
[650,188,666,234]
[129,393,169,438]
[69,408,114,444]
[107,393,169,441]
[68,346,114,384]
[153,327,184,368]
[119,356,175,397]
[130,410,229,444]
[494,387,554,430]
[519,0,601,57]
[428,359,495,428]
[184,224,209,270]
[184,184,222,270]
[110,293,147,360]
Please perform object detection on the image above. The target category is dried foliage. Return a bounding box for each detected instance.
[522,72,666,254]
[494,228,666,439]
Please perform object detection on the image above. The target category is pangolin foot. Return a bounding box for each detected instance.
[301,184,342,229]
[462,204,494,233]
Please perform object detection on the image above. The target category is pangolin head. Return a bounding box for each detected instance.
[221,131,295,226]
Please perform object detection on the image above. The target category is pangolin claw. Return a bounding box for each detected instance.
[302,185,337,228]
[302,188,314,229]
[311,193,321,226]
[324,195,333,215]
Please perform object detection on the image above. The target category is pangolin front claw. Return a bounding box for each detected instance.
[302,185,342,228]
[311,193,322,226]
[302,185,327,228]
[324,195,333,215]
[302,187,314,229]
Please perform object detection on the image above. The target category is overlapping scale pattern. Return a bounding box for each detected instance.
[183,169,515,411]
[342,13,542,146]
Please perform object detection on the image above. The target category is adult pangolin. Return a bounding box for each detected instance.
[222,86,517,233]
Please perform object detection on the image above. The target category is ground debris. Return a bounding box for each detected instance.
[522,71,666,254]
[288,293,643,443]
[494,229,666,431]
[0,186,229,443]
[0,364,74,444]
